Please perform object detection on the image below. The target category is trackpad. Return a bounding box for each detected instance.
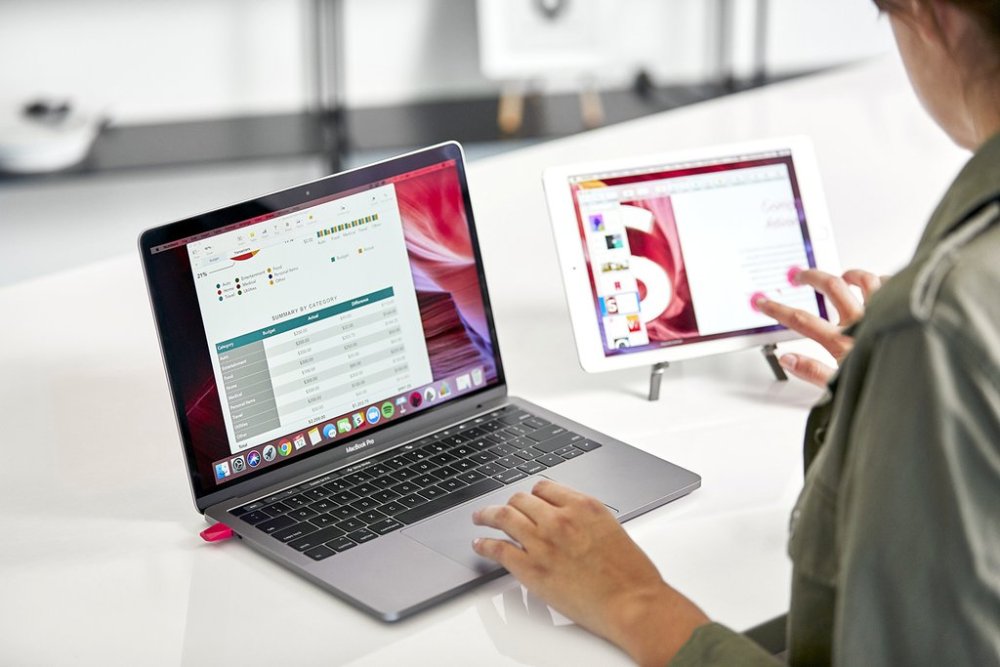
[402,476,617,574]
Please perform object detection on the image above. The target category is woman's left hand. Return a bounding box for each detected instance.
[472,479,709,666]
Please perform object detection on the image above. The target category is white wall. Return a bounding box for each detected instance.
[0,0,893,125]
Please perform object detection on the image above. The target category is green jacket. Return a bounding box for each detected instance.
[672,132,1000,666]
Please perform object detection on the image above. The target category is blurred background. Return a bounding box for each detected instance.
[0,0,892,287]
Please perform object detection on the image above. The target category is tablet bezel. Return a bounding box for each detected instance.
[542,136,840,373]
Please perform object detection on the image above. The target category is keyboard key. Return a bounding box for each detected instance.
[352,483,378,496]
[532,432,583,453]
[452,459,477,472]
[343,471,373,485]
[421,441,451,454]
[369,475,397,490]
[429,453,457,466]
[392,481,419,495]
[273,523,318,543]
[505,424,534,437]
[497,456,523,468]
[323,479,352,493]
[368,518,403,535]
[576,440,602,451]
[309,499,338,513]
[329,490,359,504]
[348,528,378,544]
[517,461,546,475]
[370,489,400,504]
[326,537,357,553]
[288,507,318,521]
[283,495,309,507]
[391,468,419,482]
[560,448,585,460]
[395,478,504,525]
[304,545,336,561]
[525,424,569,443]
[386,456,411,469]
[496,469,527,484]
[437,477,467,492]
[477,462,506,476]
[262,489,298,504]
[356,510,388,524]
[310,513,338,527]
[513,449,541,461]
[257,515,296,534]
[430,465,460,480]
[350,498,379,512]
[489,443,519,456]
[498,412,529,426]
[523,417,550,429]
[451,445,474,458]
[328,505,359,520]
[288,526,346,551]
[336,517,366,533]
[241,510,272,525]
[398,494,426,508]
[379,500,407,515]
[456,470,487,485]
[302,488,330,501]
[468,439,494,451]
[410,460,436,474]
[262,502,292,515]
[537,454,564,468]
[366,463,394,477]
[411,474,437,488]
[469,451,499,464]
[418,486,447,500]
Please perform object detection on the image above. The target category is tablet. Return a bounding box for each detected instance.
[543,137,840,372]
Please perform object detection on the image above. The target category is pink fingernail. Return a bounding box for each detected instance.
[787,266,803,285]
[750,292,767,312]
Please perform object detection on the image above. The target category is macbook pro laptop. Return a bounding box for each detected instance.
[139,142,700,621]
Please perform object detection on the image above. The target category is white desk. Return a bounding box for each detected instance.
[0,56,967,665]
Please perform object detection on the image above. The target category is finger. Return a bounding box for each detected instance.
[530,479,586,507]
[778,353,836,388]
[756,297,851,359]
[472,536,528,573]
[473,504,537,546]
[508,490,557,525]
[841,269,882,304]
[793,269,864,325]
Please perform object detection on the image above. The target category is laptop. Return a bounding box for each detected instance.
[139,142,700,621]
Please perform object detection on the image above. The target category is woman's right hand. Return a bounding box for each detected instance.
[754,268,885,387]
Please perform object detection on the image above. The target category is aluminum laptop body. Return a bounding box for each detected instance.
[139,142,700,621]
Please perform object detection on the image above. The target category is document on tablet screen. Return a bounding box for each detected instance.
[570,152,827,356]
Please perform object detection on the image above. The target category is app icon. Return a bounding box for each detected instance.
[337,417,352,434]
[294,433,308,449]
[231,456,246,473]
[381,401,395,419]
[471,367,484,386]
[366,406,381,425]
[307,428,321,446]
[322,423,337,439]
[456,374,471,391]
[352,412,364,428]
[262,444,277,462]
[439,381,451,398]
[214,461,231,480]
[409,391,423,408]
[424,386,437,403]
[278,440,293,457]
[247,450,261,467]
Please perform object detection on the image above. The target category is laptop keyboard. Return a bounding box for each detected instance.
[228,405,601,562]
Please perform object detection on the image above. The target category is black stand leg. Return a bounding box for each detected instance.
[648,362,670,401]
[761,344,787,381]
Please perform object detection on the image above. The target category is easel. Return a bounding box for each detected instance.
[646,343,787,401]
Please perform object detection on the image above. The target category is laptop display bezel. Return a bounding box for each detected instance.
[139,142,508,511]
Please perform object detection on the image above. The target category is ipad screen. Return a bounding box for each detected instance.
[569,150,827,355]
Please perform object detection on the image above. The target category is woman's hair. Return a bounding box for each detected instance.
[873,0,1000,44]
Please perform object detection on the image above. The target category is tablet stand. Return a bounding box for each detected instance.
[646,344,787,401]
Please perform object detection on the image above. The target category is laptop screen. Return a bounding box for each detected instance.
[141,145,503,498]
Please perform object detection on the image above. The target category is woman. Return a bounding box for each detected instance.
[471,0,1000,664]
